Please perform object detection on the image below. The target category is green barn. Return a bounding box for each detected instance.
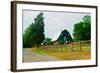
[51,29,73,45]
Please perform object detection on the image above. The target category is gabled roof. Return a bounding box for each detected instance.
[51,31,62,41]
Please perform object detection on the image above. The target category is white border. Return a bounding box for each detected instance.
[16,4,96,69]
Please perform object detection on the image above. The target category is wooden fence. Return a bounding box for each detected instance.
[40,40,91,52]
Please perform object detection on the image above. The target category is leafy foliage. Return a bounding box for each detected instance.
[42,38,53,45]
[23,23,34,48]
[73,15,91,41]
[23,12,45,48]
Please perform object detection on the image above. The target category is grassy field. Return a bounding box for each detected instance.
[31,44,91,60]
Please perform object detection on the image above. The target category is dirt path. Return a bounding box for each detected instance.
[23,49,61,62]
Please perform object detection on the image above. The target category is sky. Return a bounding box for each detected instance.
[23,10,90,39]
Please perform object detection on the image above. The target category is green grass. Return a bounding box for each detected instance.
[31,45,91,60]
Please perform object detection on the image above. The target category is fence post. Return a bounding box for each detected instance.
[72,43,74,52]
[57,47,58,52]
[61,45,62,52]
[66,44,67,52]
[53,45,55,52]
[80,41,81,52]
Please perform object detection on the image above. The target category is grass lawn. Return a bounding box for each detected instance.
[31,45,91,60]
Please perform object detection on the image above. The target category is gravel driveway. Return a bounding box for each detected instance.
[23,49,61,62]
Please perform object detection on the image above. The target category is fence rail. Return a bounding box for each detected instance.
[40,40,91,52]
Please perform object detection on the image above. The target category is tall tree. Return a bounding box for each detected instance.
[73,15,91,41]
[23,12,45,48]
[32,12,45,47]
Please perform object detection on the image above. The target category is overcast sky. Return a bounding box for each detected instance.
[23,10,90,38]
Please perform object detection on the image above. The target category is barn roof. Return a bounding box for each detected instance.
[51,31,62,41]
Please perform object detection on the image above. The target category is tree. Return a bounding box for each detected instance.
[42,38,53,45]
[32,12,45,47]
[23,12,45,48]
[23,23,34,48]
[73,15,91,41]
[82,15,91,40]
